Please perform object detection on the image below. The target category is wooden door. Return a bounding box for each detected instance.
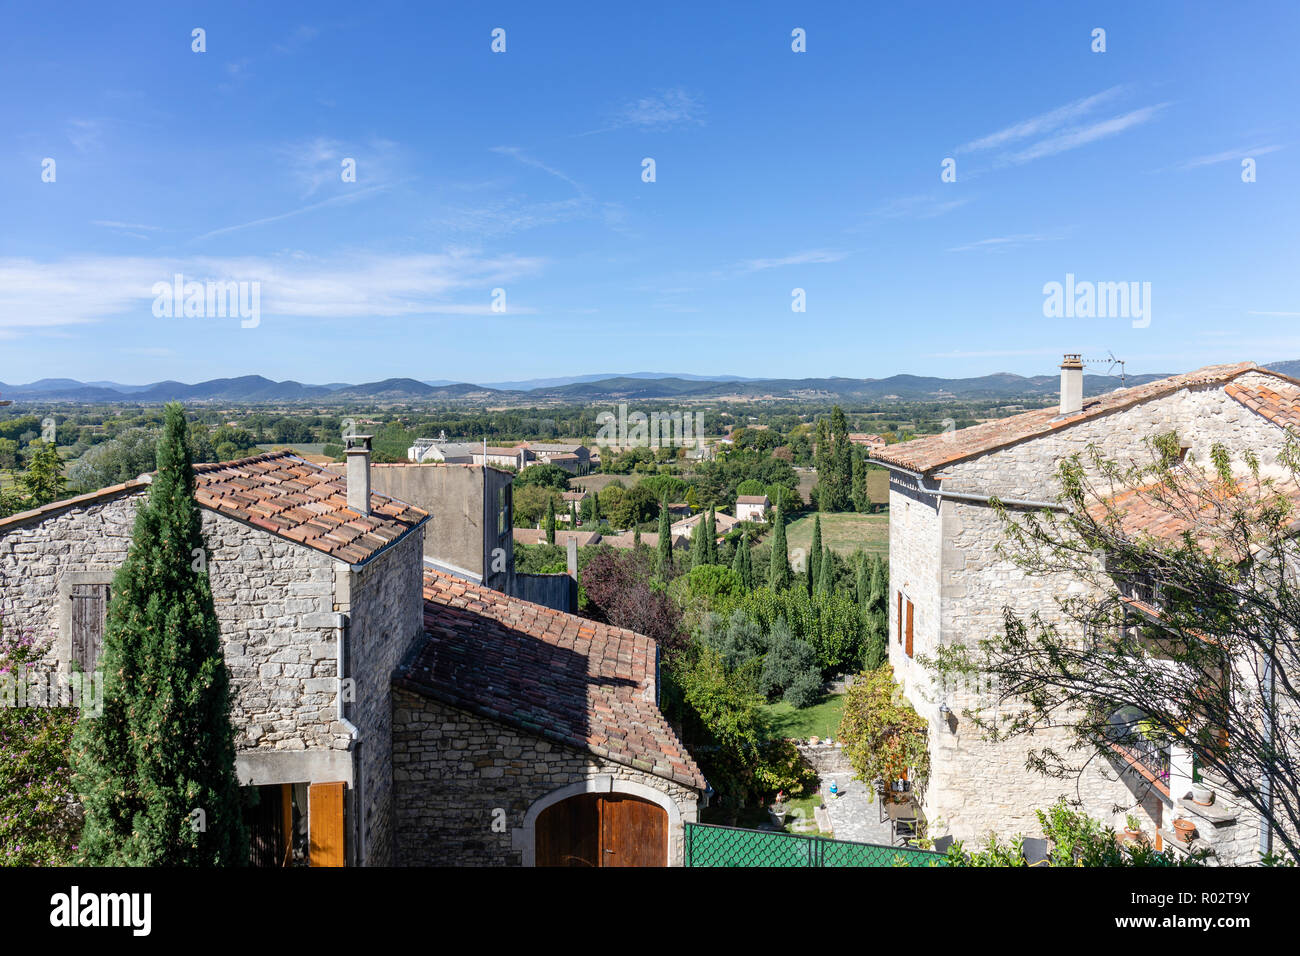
[905,599,914,658]
[70,584,107,674]
[535,793,667,867]
[309,782,346,867]
[600,794,666,867]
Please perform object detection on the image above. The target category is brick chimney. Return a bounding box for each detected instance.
[346,435,373,516]
[1059,353,1084,416]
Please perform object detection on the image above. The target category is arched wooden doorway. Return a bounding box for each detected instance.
[534,792,667,867]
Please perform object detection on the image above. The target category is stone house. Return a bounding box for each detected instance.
[394,568,706,866]
[0,442,428,866]
[523,442,591,475]
[0,439,704,866]
[735,495,770,523]
[871,355,1299,863]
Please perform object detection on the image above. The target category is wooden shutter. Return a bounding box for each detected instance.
[70,584,108,674]
[309,782,346,867]
[896,592,903,644]
[905,599,914,658]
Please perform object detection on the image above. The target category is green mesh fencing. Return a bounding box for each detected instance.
[684,822,948,867]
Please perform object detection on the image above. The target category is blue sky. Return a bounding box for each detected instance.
[2,1,1298,385]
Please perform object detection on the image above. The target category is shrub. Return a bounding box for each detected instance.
[838,664,929,789]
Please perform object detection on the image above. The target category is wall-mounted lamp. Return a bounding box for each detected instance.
[938,702,951,720]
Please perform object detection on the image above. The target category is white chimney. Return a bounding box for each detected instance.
[346,435,373,516]
[1059,353,1084,416]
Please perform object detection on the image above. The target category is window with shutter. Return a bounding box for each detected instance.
[905,599,914,658]
[896,592,903,644]
[70,583,109,674]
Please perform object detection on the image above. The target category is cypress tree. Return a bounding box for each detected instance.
[569,501,578,526]
[731,532,749,589]
[809,515,823,596]
[856,552,868,607]
[768,495,790,591]
[818,544,834,596]
[690,516,708,568]
[633,524,642,549]
[656,501,674,577]
[73,403,246,865]
[705,506,718,564]
[545,495,557,545]
[591,491,601,521]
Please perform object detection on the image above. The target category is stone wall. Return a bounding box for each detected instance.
[343,530,426,866]
[392,688,700,866]
[0,488,348,754]
[886,380,1296,845]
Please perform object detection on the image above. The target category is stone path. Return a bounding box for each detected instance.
[818,772,894,845]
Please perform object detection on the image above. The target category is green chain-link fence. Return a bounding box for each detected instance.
[684,822,949,867]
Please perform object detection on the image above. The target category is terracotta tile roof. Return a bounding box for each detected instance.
[872,363,1262,474]
[1225,379,1300,431]
[512,528,603,547]
[599,531,687,550]
[736,495,770,504]
[193,452,427,564]
[400,568,706,789]
[1086,472,1300,554]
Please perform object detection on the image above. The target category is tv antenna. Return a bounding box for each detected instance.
[1085,351,1126,388]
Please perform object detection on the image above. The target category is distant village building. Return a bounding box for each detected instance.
[671,510,738,540]
[735,495,770,523]
[848,432,887,451]
[523,443,591,475]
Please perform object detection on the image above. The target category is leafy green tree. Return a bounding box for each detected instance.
[613,483,659,529]
[19,441,66,507]
[514,463,572,491]
[768,495,791,591]
[72,403,246,865]
[68,427,160,491]
[838,664,929,790]
[0,436,18,471]
[0,620,80,864]
[759,619,821,703]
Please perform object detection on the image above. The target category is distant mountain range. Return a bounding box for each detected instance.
[2,364,1294,405]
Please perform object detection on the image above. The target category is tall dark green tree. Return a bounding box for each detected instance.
[732,532,752,590]
[808,515,823,595]
[545,495,557,545]
[569,501,578,526]
[72,403,246,865]
[855,552,869,606]
[655,501,674,578]
[817,544,834,595]
[768,494,791,591]
[705,506,718,564]
[690,517,708,568]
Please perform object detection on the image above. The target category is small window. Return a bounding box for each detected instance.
[70,583,109,674]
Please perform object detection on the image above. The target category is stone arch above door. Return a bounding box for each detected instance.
[516,774,681,866]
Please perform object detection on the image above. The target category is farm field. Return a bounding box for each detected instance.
[785,512,889,559]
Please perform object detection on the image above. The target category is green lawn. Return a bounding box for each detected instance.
[762,693,846,741]
[785,512,889,559]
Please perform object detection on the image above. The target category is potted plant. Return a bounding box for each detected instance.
[1172,817,1197,843]
[1123,814,1143,841]
[1191,782,1214,806]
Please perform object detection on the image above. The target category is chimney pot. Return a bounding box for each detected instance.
[1059,353,1084,417]
[346,434,373,517]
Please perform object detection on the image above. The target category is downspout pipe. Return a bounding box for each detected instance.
[878,462,1065,511]
[333,612,363,866]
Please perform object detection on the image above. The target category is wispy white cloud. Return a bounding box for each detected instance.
[0,251,545,331]
[1006,104,1168,164]
[1247,310,1300,317]
[865,194,972,221]
[579,88,705,135]
[66,118,107,153]
[1178,144,1284,169]
[190,181,396,241]
[946,233,1064,253]
[958,87,1126,153]
[735,249,848,273]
